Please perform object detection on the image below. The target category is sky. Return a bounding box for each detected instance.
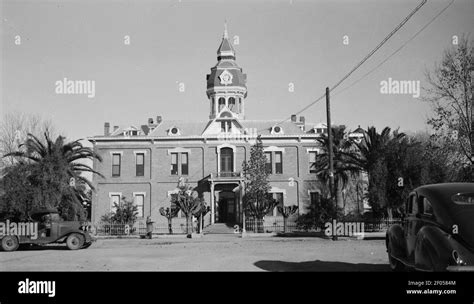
[1,0,473,141]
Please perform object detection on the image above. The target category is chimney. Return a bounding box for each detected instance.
[156,116,162,124]
[291,114,297,122]
[298,116,306,131]
[104,122,110,136]
[148,118,154,125]
[113,126,119,132]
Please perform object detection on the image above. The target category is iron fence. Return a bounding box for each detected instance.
[137,220,199,235]
[93,220,199,236]
[245,217,300,233]
[92,222,139,236]
[244,217,402,234]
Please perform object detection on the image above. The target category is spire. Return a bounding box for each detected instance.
[217,21,235,60]
[224,20,228,39]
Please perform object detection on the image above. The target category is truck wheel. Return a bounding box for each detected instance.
[66,233,84,250]
[1,236,19,252]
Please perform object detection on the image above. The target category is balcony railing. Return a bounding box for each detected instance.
[210,171,243,179]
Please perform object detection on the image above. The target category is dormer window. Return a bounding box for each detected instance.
[271,125,284,135]
[221,121,232,133]
[123,128,140,137]
[168,127,181,136]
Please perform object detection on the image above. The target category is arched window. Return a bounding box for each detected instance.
[220,147,234,173]
[218,97,225,112]
[228,97,235,111]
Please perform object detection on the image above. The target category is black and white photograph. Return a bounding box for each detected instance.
[0,0,473,302]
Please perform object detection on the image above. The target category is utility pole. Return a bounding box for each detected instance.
[326,87,337,240]
[326,87,335,200]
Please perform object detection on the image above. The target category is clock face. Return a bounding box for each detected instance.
[219,70,233,85]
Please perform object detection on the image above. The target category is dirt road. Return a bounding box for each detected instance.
[0,235,390,271]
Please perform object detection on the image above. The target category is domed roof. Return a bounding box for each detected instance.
[206,25,247,96]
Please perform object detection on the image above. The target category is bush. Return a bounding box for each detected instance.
[100,197,138,225]
[296,197,342,231]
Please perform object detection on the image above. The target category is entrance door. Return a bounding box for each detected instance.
[217,197,236,223]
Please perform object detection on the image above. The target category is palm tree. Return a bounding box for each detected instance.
[351,126,406,218]
[313,125,362,210]
[5,132,103,189]
[4,132,103,219]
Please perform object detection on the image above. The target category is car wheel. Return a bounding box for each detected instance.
[81,242,92,249]
[1,236,19,252]
[66,233,84,250]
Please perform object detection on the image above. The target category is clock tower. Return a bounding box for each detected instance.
[206,24,247,120]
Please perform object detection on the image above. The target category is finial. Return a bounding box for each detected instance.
[224,20,228,39]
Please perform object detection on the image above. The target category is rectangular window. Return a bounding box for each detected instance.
[136,153,144,176]
[265,152,272,174]
[275,151,283,174]
[181,153,189,175]
[110,195,121,213]
[171,153,178,175]
[134,194,144,218]
[221,121,226,132]
[227,121,232,132]
[112,153,121,177]
[309,151,317,173]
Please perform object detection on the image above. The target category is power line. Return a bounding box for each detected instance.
[270,0,428,129]
[334,0,455,98]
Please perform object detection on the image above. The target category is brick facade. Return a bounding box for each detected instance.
[87,27,343,226]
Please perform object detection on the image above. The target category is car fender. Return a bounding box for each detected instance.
[415,225,452,271]
[386,224,406,260]
[56,229,91,243]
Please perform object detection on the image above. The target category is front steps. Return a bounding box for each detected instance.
[202,223,238,234]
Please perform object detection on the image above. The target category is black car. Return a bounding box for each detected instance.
[1,209,94,252]
[386,183,474,271]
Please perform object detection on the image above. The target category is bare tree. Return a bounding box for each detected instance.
[0,111,57,169]
[423,35,474,174]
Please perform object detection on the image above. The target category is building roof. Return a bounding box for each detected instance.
[217,22,235,59]
[93,118,313,139]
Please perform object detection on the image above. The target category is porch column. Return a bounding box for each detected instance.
[210,182,215,224]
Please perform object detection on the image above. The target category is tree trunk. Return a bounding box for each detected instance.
[167,218,172,234]
[186,215,193,235]
[257,218,263,233]
[283,217,287,233]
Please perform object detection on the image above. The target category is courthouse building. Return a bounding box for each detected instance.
[87,27,331,227]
